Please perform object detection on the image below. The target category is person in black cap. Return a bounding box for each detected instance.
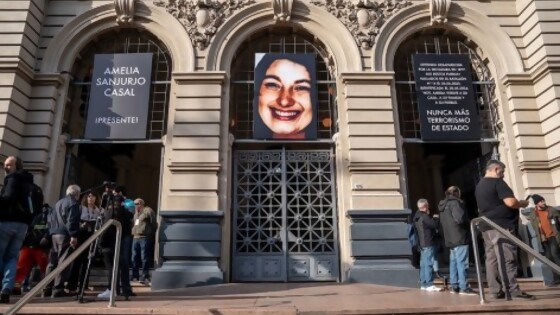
[525,194,560,286]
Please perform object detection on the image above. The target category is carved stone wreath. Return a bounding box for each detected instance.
[154,0,255,49]
[310,0,413,49]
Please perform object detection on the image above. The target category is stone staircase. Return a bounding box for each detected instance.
[3,280,559,315]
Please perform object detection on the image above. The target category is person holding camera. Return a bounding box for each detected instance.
[97,185,134,300]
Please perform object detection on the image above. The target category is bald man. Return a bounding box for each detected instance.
[0,156,35,303]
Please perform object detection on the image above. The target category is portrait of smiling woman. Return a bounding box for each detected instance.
[253,53,317,140]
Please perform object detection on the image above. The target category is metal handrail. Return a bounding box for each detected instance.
[5,219,122,315]
[470,216,560,305]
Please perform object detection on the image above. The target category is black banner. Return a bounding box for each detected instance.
[84,53,153,139]
[412,54,481,141]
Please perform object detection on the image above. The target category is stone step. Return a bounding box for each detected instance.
[3,282,559,315]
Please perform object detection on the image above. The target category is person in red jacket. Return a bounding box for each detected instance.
[13,205,51,295]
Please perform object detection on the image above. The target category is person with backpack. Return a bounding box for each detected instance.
[438,186,476,295]
[131,198,156,285]
[42,184,81,298]
[0,156,36,303]
[13,204,51,295]
[413,198,443,292]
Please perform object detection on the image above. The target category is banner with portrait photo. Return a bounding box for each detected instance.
[253,53,317,140]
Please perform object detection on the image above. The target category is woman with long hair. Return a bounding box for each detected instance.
[66,191,102,295]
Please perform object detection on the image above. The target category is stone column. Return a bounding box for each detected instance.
[151,72,226,289]
[340,72,417,287]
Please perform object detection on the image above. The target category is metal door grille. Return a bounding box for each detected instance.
[232,149,339,282]
[395,31,499,141]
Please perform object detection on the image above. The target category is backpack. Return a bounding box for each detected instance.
[22,183,44,217]
[407,217,420,252]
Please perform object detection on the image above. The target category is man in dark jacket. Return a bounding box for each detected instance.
[524,194,560,286]
[413,198,442,292]
[0,156,34,303]
[43,184,81,298]
[438,186,476,295]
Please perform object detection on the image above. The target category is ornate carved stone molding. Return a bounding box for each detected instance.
[115,0,136,24]
[273,0,294,23]
[310,0,412,49]
[428,0,451,25]
[154,0,256,49]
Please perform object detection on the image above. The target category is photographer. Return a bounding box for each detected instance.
[97,185,134,300]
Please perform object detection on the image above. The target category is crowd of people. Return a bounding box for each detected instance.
[413,159,560,300]
[0,156,157,304]
[1,155,559,305]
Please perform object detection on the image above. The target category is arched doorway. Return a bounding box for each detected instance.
[228,28,340,282]
[395,29,500,265]
[61,28,171,220]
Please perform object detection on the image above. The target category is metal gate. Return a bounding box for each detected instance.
[232,149,339,282]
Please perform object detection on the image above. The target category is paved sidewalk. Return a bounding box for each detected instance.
[2,282,560,314]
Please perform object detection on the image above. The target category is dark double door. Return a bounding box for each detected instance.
[231,149,339,282]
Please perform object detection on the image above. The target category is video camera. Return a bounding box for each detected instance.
[103,181,118,190]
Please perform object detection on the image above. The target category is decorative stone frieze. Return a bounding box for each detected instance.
[115,0,136,24]
[310,0,412,49]
[428,0,451,25]
[273,0,294,22]
[154,0,256,49]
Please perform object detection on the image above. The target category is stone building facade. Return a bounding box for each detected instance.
[0,0,559,289]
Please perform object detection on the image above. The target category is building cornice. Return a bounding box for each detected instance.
[347,162,401,172]
[32,73,66,87]
[501,73,532,87]
[519,158,560,172]
[529,59,560,84]
[0,58,35,83]
[168,162,221,173]
[172,72,227,84]
[340,71,395,84]
[502,59,560,86]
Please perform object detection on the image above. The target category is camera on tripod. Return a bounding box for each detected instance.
[103,181,117,190]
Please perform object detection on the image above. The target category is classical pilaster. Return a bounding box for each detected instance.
[340,72,416,287]
[501,73,555,202]
[0,0,46,162]
[152,71,227,289]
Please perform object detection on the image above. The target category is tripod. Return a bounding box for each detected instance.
[78,216,103,303]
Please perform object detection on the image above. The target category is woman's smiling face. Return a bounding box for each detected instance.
[258,59,313,138]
